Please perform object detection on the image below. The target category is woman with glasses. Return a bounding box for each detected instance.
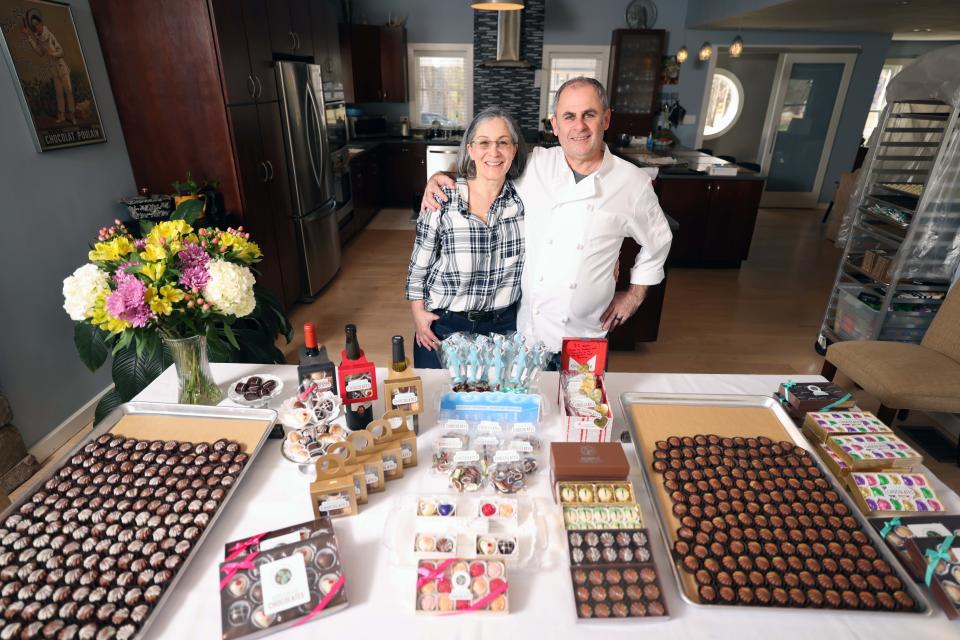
[405,106,527,368]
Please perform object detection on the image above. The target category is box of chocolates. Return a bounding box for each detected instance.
[346,431,386,494]
[826,433,922,472]
[224,519,335,560]
[557,481,635,506]
[414,532,457,557]
[563,505,642,530]
[815,442,851,479]
[872,515,960,581]
[477,497,518,524]
[415,496,458,518]
[571,565,668,619]
[651,433,924,611]
[567,529,653,566]
[475,534,518,558]
[847,471,945,516]
[219,523,348,637]
[904,536,960,619]
[776,382,854,418]
[550,443,630,495]
[803,411,892,443]
[415,559,508,614]
[308,456,359,519]
[366,421,404,481]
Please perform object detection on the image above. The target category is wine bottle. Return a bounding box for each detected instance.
[298,322,336,395]
[341,324,374,430]
[303,322,320,357]
[385,335,422,434]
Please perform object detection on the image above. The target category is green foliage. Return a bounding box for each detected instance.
[171,171,200,196]
[74,323,109,372]
[170,198,204,225]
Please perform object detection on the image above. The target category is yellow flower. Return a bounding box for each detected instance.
[146,284,185,316]
[140,261,166,281]
[140,243,169,263]
[149,220,193,244]
[90,293,130,334]
[218,231,262,262]
[88,236,136,263]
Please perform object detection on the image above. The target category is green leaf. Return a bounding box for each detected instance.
[138,219,156,237]
[94,389,124,425]
[205,325,231,362]
[74,323,110,372]
[170,199,203,225]
[112,343,165,400]
[113,330,133,355]
[222,321,240,350]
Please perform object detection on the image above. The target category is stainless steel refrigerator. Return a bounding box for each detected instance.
[276,61,345,298]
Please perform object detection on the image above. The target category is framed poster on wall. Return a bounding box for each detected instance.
[0,0,105,151]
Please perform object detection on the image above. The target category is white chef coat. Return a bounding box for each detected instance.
[514,145,673,352]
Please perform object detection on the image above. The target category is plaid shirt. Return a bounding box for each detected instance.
[406,178,524,312]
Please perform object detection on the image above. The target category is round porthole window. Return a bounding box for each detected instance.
[703,69,744,139]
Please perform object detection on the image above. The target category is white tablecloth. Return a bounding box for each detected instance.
[133,365,960,638]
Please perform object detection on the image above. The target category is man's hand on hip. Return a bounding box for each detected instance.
[420,172,456,213]
[600,284,649,331]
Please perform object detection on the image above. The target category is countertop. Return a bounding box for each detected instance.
[614,145,766,180]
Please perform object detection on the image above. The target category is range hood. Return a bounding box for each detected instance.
[479,10,532,68]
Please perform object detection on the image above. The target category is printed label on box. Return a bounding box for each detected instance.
[383,459,398,472]
[493,450,520,464]
[444,419,470,432]
[906,523,952,538]
[439,437,464,450]
[392,392,418,406]
[318,496,350,513]
[346,378,372,393]
[260,554,311,615]
[512,422,535,435]
[454,450,480,463]
[478,421,503,435]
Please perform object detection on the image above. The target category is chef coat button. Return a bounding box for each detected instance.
[534,309,540,316]
[576,243,584,250]
[546,238,553,245]
[539,275,544,282]
[569,282,577,289]
[586,204,594,211]
[560,316,569,324]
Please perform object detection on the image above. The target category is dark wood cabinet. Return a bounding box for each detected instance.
[350,149,383,231]
[310,0,341,86]
[606,29,665,140]
[89,0,343,309]
[267,0,313,57]
[608,238,669,348]
[381,143,426,208]
[656,178,764,267]
[339,24,407,103]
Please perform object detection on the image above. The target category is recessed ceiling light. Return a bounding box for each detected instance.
[895,1,910,5]
[911,27,932,31]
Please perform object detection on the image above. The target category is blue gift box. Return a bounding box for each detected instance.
[438,391,542,424]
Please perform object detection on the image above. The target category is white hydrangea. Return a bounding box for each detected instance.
[203,259,256,317]
[62,264,110,321]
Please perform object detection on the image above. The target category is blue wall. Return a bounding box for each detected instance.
[0,0,134,447]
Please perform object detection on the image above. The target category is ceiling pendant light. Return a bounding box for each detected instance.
[676,45,689,64]
[698,42,713,62]
[471,0,525,9]
[730,35,744,58]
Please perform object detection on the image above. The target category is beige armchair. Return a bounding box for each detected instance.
[821,285,960,427]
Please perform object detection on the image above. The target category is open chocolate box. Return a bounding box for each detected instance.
[563,505,642,530]
[871,515,960,582]
[904,536,960,619]
[570,564,669,619]
[224,518,335,559]
[415,558,509,614]
[219,520,348,638]
[567,529,653,566]
[557,480,636,506]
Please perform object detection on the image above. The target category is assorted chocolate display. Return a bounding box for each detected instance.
[872,515,960,582]
[0,433,248,639]
[431,421,542,494]
[651,434,922,611]
[219,518,348,637]
[415,559,509,613]
[571,564,667,619]
[412,495,521,566]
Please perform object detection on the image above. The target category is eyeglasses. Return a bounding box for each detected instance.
[470,138,515,151]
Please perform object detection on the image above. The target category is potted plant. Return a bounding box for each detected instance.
[171,172,219,220]
[62,205,292,420]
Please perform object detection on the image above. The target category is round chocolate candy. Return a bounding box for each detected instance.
[699,585,717,603]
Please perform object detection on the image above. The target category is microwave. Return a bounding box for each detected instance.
[348,115,388,139]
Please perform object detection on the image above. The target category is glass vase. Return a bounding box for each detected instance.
[163,335,223,405]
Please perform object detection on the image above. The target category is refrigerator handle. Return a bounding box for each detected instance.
[303,85,324,189]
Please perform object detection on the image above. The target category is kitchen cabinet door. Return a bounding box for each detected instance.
[267,0,296,56]
[210,0,256,105]
[656,179,710,264]
[340,25,381,103]
[310,0,341,81]
[379,26,407,102]
[607,29,665,139]
[227,105,285,303]
[382,144,425,208]
[242,0,278,102]
[703,180,762,265]
[289,0,314,55]
[257,102,302,307]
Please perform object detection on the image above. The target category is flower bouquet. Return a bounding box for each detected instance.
[64,215,292,421]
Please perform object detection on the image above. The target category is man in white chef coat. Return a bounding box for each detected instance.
[421,77,673,364]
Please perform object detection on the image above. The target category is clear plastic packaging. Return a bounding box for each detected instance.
[448,451,484,493]
[437,332,551,392]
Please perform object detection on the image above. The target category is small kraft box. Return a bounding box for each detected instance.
[324,442,370,505]
[309,455,360,519]
[802,410,892,443]
[550,442,629,500]
[826,433,922,472]
[383,371,423,435]
[383,410,419,468]
[776,381,854,418]
[366,419,404,481]
[347,430,386,493]
[219,518,348,637]
[559,338,613,443]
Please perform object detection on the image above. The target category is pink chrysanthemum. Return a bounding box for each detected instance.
[105,271,154,328]
[178,242,210,290]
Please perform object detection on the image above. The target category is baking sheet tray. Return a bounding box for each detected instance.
[620,391,931,615]
[0,401,277,638]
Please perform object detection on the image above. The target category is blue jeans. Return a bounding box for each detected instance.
[413,303,519,369]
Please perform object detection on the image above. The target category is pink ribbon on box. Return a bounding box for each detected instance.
[416,558,456,590]
[225,533,268,562]
[442,579,508,615]
[298,382,318,402]
[219,551,260,591]
[295,574,346,626]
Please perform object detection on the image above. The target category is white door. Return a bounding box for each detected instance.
[758,53,856,208]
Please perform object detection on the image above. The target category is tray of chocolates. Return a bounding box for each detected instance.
[571,565,668,619]
[619,392,930,613]
[0,402,276,640]
[415,559,508,614]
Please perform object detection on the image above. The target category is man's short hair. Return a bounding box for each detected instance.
[551,77,610,116]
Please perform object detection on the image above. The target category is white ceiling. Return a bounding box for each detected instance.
[698,0,960,40]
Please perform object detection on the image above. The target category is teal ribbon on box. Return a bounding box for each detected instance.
[924,534,955,587]
[818,392,853,412]
[776,380,796,406]
[878,517,902,539]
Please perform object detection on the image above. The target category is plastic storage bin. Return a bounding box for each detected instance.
[834,285,881,340]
